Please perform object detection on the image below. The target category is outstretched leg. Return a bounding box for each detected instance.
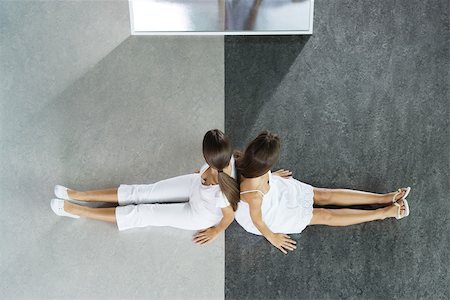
[64,201,116,223]
[114,201,204,231]
[68,188,118,203]
[312,187,407,206]
[64,173,197,204]
[63,199,209,231]
[308,200,406,226]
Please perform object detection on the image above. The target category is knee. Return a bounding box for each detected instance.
[313,188,332,205]
[311,208,333,225]
[318,208,333,222]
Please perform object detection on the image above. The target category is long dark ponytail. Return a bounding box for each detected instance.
[235,130,280,178]
[203,129,240,211]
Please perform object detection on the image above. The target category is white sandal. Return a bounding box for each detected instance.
[394,199,410,220]
[402,187,411,200]
[50,199,80,219]
[391,187,411,203]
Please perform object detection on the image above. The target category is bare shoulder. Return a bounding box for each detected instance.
[240,175,266,204]
[240,172,268,188]
[240,177,260,190]
[240,193,263,209]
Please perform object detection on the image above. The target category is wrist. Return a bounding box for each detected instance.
[265,232,275,240]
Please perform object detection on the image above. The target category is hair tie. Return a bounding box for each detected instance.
[218,169,224,173]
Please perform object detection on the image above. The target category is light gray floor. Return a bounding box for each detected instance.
[0,1,224,299]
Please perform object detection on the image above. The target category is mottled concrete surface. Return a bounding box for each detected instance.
[0,1,224,299]
[225,0,449,299]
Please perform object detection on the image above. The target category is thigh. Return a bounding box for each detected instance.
[312,187,332,205]
[308,208,330,225]
[115,202,205,231]
[118,174,197,205]
[147,174,197,201]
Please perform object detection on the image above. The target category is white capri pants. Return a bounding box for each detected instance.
[115,174,212,231]
[117,174,194,205]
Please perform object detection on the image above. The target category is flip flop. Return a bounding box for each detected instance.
[391,187,411,203]
[402,187,411,201]
[394,199,410,220]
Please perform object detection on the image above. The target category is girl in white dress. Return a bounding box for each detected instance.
[235,131,411,254]
[50,129,239,245]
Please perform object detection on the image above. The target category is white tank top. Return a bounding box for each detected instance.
[235,170,314,235]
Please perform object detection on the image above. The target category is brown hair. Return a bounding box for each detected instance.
[236,130,280,178]
[203,129,240,211]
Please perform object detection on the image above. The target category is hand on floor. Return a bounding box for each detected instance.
[272,169,293,178]
[193,227,219,245]
[267,233,297,254]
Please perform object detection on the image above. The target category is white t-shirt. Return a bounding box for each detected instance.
[191,156,236,223]
[200,156,236,208]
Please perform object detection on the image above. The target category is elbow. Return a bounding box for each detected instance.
[224,214,234,224]
[222,211,235,224]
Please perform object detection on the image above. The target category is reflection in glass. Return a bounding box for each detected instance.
[225,0,311,31]
[131,0,224,32]
[130,0,313,34]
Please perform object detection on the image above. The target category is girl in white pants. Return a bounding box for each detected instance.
[50,129,240,244]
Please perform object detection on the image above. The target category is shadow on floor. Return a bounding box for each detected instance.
[225,35,310,149]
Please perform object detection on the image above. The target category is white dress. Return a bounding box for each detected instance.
[235,171,314,235]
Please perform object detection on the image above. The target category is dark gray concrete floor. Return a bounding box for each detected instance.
[225,0,449,299]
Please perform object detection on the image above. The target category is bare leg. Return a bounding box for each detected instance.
[64,201,116,223]
[313,187,407,206]
[309,200,406,226]
[67,188,118,203]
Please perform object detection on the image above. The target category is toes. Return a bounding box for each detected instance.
[396,199,405,213]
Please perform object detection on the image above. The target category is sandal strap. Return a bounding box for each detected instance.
[392,188,402,203]
[402,187,411,200]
